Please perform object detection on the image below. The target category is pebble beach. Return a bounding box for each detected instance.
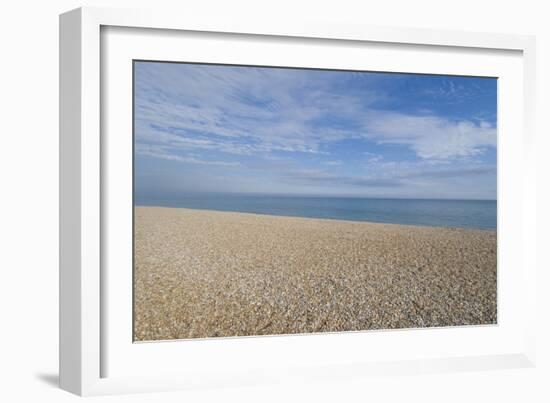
[134,206,497,341]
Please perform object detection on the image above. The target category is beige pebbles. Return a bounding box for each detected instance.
[134,206,497,341]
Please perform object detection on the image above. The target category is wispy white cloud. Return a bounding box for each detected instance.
[135,63,495,164]
[135,63,374,160]
[280,161,496,199]
[360,112,496,161]
[136,144,241,167]
[134,62,496,199]
[363,152,384,164]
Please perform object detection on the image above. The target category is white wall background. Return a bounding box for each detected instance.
[0,1,548,402]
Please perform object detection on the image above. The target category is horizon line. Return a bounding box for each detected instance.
[134,192,497,202]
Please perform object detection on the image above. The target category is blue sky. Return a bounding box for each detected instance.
[134,61,497,200]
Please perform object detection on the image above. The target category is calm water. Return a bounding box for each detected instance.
[136,194,496,230]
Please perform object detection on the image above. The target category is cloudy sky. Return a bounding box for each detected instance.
[134,61,497,200]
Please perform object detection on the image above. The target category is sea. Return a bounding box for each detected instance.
[136,194,497,230]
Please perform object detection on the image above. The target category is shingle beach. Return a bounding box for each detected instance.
[134,206,497,341]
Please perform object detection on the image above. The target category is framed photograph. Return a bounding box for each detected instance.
[59,7,537,396]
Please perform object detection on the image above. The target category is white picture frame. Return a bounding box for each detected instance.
[59,6,537,396]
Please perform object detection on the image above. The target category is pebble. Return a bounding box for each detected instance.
[134,207,497,341]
